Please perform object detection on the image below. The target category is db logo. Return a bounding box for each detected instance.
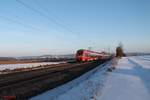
[1,96,16,100]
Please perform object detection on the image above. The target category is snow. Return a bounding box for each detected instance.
[31,56,150,100]
[99,57,150,100]
[0,62,63,71]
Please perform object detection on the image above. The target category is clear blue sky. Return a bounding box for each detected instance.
[0,0,150,57]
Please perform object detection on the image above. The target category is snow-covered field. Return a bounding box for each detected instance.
[0,62,63,71]
[31,56,150,100]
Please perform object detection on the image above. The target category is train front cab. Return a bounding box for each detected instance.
[76,50,84,62]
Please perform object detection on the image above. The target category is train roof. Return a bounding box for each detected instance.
[77,49,105,54]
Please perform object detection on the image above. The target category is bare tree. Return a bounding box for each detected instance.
[116,42,125,58]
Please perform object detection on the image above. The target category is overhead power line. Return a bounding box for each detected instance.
[0,15,42,31]
[33,0,78,35]
[0,14,72,43]
[16,0,77,35]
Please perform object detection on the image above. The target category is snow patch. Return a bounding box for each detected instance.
[0,62,63,71]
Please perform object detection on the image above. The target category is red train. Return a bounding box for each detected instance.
[76,49,110,62]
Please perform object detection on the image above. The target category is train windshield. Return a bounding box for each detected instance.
[77,50,83,55]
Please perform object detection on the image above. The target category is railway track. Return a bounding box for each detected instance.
[0,59,109,100]
[0,63,71,87]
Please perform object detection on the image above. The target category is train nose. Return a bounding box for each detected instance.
[76,56,82,62]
